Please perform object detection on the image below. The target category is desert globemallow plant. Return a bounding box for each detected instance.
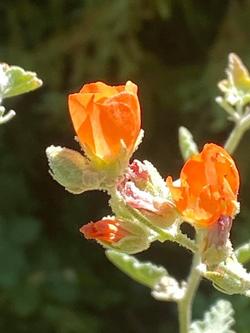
[46,53,250,333]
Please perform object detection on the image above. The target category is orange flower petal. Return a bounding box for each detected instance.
[68,81,141,162]
[80,219,128,244]
[98,93,140,157]
[167,143,239,227]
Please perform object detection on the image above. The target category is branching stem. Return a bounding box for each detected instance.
[225,113,250,154]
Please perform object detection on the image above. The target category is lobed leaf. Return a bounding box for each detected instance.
[190,299,235,333]
[0,63,42,100]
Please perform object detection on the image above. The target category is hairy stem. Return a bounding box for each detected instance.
[178,250,202,333]
[225,113,250,154]
[126,206,197,252]
[109,192,197,253]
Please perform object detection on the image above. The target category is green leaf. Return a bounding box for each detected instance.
[190,299,235,333]
[178,126,198,161]
[106,250,167,288]
[0,63,42,100]
[235,241,250,264]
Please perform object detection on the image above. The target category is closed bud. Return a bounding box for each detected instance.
[116,160,179,229]
[80,216,151,254]
[200,216,233,267]
[46,145,102,194]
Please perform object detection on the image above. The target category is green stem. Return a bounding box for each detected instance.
[224,113,250,154]
[108,190,197,253]
[126,205,197,253]
[215,97,240,121]
[178,250,202,333]
[175,232,197,253]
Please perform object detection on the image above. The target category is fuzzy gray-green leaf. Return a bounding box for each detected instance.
[178,126,198,161]
[106,250,167,288]
[190,299,235,333]
[0,63,42,99]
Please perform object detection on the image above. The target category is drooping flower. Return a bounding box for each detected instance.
[68,81,141,164]
[166,143,240,227]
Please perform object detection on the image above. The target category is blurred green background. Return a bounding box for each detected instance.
[1,0,250,332]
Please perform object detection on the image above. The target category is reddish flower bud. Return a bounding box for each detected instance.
[128,159,150,182]
[80,218,128,244]
[80,216,151,254]
[117,160,178,228]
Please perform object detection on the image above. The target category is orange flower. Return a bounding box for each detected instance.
[166,143,239,227]
[80,218,128,244]
[68,81,141,163]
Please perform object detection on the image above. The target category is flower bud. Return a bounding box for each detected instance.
[200,216,234,267]
[116,160,179,229]
[80,217,151,254]
[46,145,102,193]
[204,257,250,296]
